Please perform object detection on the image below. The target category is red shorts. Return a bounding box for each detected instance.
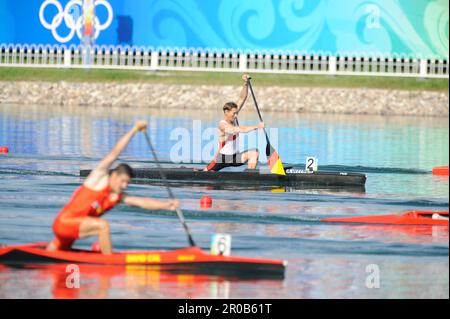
[52,218,82,250]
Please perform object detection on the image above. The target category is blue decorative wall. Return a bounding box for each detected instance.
[0,0,448,58]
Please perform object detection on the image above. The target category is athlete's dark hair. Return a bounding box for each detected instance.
[223,102,238,112]
[110,163,135,178]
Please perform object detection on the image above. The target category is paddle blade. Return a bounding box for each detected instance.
[265,143,271,157]
[267,149,286,176]
[187,234,196,247]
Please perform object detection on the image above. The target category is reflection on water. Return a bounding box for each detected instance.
[0,255,447,299]
[132,180,367,194]
[1,104,448,169]
[0,104,448,299]
[0,264,284,299]
[1,104,448,197]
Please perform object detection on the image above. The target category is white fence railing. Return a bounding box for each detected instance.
[0,44,448,79]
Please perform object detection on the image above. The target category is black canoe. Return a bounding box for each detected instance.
[80,167,366,189]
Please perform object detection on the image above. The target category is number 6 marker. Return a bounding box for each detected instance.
[211,234,232,256]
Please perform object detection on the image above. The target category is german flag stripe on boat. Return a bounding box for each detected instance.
[268,151,286,175]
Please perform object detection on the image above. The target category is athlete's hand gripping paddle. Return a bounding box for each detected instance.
[248,79,286,176]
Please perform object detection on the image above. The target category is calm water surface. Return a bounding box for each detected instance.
[0,104,448,298]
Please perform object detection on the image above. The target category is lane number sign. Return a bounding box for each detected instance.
[211,234,232,256]
[306,157,318,172]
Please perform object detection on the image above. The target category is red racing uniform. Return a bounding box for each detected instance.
[52,185,122,250]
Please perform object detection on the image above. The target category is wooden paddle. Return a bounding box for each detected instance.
[248,79,286,176]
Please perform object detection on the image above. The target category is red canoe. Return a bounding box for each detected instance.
[432,166,449,176]
[0,243,286,279]
[321,211,449,226]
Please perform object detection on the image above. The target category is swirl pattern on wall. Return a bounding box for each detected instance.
[139,0,448,57]
[1,0,448,58]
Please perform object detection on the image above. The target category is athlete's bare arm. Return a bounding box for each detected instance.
[122,195,179,211]
[84,121,147,189]
[236,74,250,111]
[220,121,264,134]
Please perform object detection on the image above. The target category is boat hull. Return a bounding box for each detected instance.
[0,243,286,279]
[432,166,449,176]
[80,167,367,188]
[322,211,449,226]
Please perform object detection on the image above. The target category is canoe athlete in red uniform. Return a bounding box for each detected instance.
[47,121,179,254]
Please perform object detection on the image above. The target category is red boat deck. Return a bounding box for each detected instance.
[432,166,449,176]
[321,211,449,226]
[0,243,286,279]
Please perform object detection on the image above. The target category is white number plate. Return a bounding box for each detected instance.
[210,234,232,256]
[306,157,318,172]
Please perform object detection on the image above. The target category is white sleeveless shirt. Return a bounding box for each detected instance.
[219,120,239,155]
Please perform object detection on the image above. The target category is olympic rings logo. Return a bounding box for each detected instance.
[39,0,113,43]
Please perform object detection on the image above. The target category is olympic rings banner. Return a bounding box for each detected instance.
[0,0,448,59]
